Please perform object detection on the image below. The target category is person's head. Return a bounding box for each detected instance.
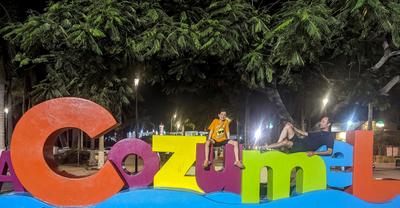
[218,109,227,121]
[319,116,331,131]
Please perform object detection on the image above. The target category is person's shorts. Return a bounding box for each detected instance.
[289,135,308,153]
[210,139,231,147]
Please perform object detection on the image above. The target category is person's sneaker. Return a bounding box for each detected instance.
[202,160,211,169]
[234,161,245,169]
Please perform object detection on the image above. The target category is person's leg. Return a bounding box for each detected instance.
[266,140,293,149]
[228,140,240,162]
[203,139,214,168]
[276,123,295,143]
[228,140,244,169]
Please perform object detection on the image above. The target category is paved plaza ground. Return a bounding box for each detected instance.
[1,161,399,194]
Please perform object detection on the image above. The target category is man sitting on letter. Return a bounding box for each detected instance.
[261,116,334,156]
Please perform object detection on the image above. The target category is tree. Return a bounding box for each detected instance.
[3,0,400,134]
[1,0,272,123]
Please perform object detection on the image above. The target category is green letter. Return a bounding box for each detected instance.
[241,151,326,203]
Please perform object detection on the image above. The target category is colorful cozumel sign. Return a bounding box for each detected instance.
[0,97,399,207]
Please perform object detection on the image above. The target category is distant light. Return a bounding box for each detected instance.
[176,122,180,129]
[347,120,353,126]
[337,132,346,141]
[4,108,8,114]
[376,120,385,128]
[268,122,273,129]
[134,78,139,87]
[322,98,329,107]
[173,113,177,119]
[254,128,262,141]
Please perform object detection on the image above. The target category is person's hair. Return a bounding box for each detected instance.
[219,109,227,114]
[320,115,331,124]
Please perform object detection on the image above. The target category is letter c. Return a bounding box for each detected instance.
[10,98,124,206]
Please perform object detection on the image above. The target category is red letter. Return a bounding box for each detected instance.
[11,98,124,206]
[347,131,400,202]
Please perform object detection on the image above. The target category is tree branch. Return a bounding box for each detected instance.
[371,51,400,71]
[0,3,11,22]
[370,40,400,71]
[379,75,400,95]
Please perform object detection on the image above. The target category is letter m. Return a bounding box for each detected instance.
[241,151,326,203]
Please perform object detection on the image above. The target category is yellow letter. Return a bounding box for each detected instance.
[152,135,205,192]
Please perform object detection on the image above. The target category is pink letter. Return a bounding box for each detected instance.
[0,151,24,192]
[108,139,160,188]
[195,143,242,194]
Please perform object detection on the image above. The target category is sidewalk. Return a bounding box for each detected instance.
[1,163,399,193]
[373,163,400,180]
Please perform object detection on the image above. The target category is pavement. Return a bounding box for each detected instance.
[1,162,399,194]
[373,163,400,180]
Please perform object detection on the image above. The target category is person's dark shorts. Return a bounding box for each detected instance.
[210,139,230,147]
[289,135,308,153]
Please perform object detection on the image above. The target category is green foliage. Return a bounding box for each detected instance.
[268,0,337,86]
[2,0,400,120]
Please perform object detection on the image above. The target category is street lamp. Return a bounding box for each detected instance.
[134,78,139,174]
[254,128,262,142]
[346,120,353,130]
[171,113,177,134]
[376,120,385,128]
[134,78,139,138]
[322,97,328,108]
[134,78,139,88]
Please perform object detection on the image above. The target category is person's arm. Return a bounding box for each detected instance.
[307,133,334,156]
[225,121,230,140]
[207,120,215,140]
[293,126,308,136]
[307,148,333,157]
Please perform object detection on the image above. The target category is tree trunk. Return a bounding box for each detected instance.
[88,137,96,166]
[244,92,250,147]
[7,85,12,147]
[97,135,105,169]
[71,129,79,149]
[257,87,294,123]
[0,55,5,151]
[368,103,373,130]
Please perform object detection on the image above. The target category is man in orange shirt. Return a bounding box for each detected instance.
[203,109,244,169]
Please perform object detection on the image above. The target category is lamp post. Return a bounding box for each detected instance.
[134,78,139,138]
[322,97,329,113]
[176,122,180,135]
[171,113,176,134]
[4,108,8,148]
[322,98,328,108]
[134,78,139,173]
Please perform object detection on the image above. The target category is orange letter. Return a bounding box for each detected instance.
[10,97,124,206]
[347,131,400,202]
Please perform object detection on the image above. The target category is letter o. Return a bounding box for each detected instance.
[108,138,160,188]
